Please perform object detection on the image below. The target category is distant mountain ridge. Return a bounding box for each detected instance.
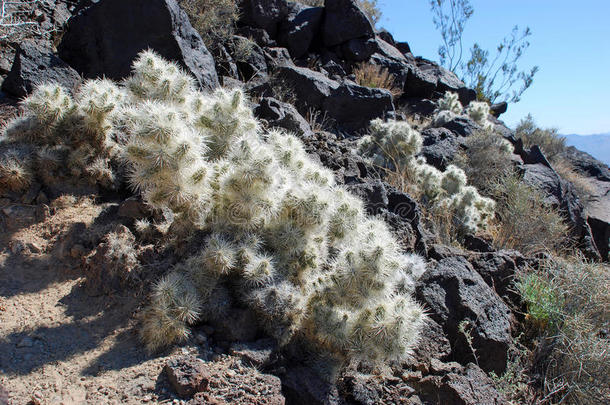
[561,133,610,166]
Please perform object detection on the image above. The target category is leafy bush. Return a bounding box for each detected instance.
[70,50,427,367]
[517,256,610,403]
[359,119,495,236]
[179,0,239,48]
[353,63,402,98]
[515,114,565,160]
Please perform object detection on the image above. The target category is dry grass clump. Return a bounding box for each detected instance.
[515,114,566,161]
[552,158,596,199]
[516,256,610,404]
[451,129,570,254]
[489,173,570,255]
[0,0,42,41]
[353,63,402,98]
[453,129,515,193]
[179,0,239,49]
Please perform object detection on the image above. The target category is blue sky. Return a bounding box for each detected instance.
[379,0,610,135]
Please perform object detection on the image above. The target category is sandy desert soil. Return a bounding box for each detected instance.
[0,198,201,404]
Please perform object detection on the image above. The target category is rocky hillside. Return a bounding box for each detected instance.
[0,0,608,404]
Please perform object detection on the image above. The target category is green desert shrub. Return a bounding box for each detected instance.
[515,114,566,160]
[517,256,610,403]
[359,119,495,236]
[0,79,126,193]
[73,50,426,367]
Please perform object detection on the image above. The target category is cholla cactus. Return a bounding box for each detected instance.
[466,101,493,130]
[357,119,496,236]
[125,50,194,105]
[1,79,127,192]
[436,91,462,114]
[432,110,457,127]
[436,165,496,234]
[13,51,426,367]
[139,272,201,352]
[123,101,211,220]
[431,92,462,127]
[113,51,426,365]
[0,145,33,193]
[358,119,422,170]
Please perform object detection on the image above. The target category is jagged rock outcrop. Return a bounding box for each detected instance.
[323,0,375,47]
[278,3,324,58]
[515,144,602,259]
[2,40,81,99]
[255,97,314,137]
[58,0,219,89]
[416,257,514,374]
[562,147,610,260]
[276,65,394,131]
[239,0,289,37]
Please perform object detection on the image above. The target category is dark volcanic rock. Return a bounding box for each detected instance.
[323,0,375,47]
[165,355,211,398]
[341,37,378,62]
[323,82,394,131]
[276,66,393,131]
[468,250,526,302]
[441,116,480,137]
[2,40,81,99]
[412,363,507,405]
[420,127,460,170]
[416,257,513,374]
[58,0,219,90]
[263,47,295,69]
[339,372,421,405]
[562,146,610,182]
[519,149,601,259]
[230,338,276,368]
[210,308,260,342]
[278,3,324,58]
[187,357,284,404]
[276,65,340,107]
[254,97,313,137]
[404,58,475,105]
[231,36,268,81]
[282,366,340,405]
[395,41,412,55]
[239,0,289,37]
[410,318,452,366]
[490,101,508,117]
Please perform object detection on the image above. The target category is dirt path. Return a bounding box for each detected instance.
[0,199,188,404]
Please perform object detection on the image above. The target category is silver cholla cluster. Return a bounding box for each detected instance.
[432,91,494,130]
[107,51,427,365]
[0,80,126,193]
[358,119,496,235]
